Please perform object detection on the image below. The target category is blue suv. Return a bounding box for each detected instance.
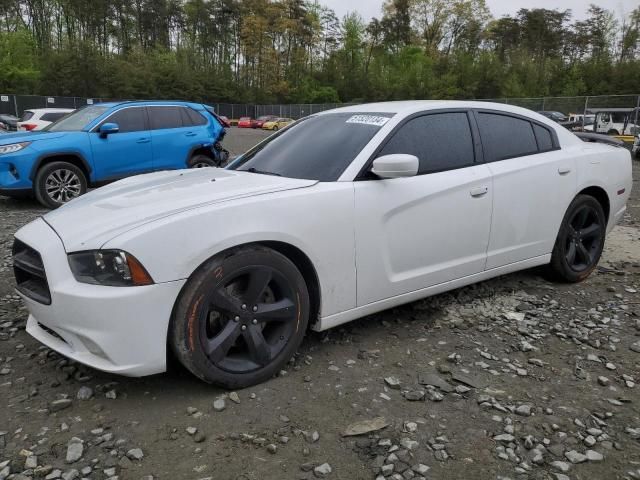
[0,101,226,208]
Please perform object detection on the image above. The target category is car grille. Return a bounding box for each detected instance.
[13,239,51,305]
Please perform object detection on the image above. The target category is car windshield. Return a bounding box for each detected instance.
[228,112,393,181]
[45,105,110,132]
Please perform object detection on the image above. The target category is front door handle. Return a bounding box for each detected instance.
[558,167,571,175]
[136,138,150,144]
[470,186,489,198]
[185,132,197,137]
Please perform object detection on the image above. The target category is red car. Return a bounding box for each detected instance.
[238,117,253,128]
[251,115,277,129]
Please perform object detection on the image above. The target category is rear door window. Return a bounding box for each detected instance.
[476,113,538,162]
[181,108,207,126]
[102,107,147,133]
[377,112,475,175]
[148,106,184,130]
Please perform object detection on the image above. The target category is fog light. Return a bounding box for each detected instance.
[9,164,19,179]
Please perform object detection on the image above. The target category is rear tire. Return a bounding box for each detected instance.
[170,246,310,388]
[34,161,87,209]
[550,195,606,283]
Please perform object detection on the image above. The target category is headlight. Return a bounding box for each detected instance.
[68,250,154,286]
[0,142,31,155]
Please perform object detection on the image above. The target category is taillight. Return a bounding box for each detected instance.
[21,124,37,131]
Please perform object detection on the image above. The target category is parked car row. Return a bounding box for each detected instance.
[539,108,640,136]
[237,115,294,130]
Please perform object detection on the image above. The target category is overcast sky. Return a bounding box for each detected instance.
[319,0,636,22]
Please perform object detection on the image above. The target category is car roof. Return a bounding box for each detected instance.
[319,100,557,117]
[94,100,205,109]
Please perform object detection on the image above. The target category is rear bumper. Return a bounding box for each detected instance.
[15,218,185,377]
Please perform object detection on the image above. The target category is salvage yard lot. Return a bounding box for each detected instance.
[0,128,640,480]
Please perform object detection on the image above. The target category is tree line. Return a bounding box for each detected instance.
[0,0,639,104]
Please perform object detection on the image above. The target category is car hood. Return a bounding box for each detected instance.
[0,130,67,144]
[43,168,318,251]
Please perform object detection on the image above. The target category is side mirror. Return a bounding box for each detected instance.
[99,122,119,137]
[370,154,419,179]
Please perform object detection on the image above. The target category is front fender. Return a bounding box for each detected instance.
[102,183,357,318]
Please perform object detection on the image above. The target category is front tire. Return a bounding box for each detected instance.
[34,162,87,209]
[170,246,310,388]
[188,154,217,168]
[550,195,606,283]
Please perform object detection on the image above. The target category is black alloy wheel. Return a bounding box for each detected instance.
[550,194,606,283]
[171,246,309,388]
[564,205,603,272]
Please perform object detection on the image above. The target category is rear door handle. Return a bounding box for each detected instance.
[558,167,571,175]
[185,132,197,137]
[136,138,150,144]
[470,186,489,198]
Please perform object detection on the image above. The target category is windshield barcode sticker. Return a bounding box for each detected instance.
[346,115,389,127]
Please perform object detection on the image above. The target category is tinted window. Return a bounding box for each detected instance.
[182,108,207,126]
[102,108,147,133]
[41,112,68,122]
[20,111,34,121]
[229,113,392,181]
[533,124,554,152]
[378,112,475,174]
[477,113,538,162]
[148,107,184,130]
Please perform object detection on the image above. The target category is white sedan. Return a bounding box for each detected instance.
[13,101,632,388]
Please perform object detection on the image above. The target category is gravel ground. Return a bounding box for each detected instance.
[1,130,640,480]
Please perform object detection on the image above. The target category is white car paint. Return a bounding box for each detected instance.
[14,101,632,377]
[17,108,74,131]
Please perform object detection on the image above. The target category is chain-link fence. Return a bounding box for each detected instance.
[2,94,639,135]
[0,95,103,117]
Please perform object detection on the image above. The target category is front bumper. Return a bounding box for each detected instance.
[15,218,186,376]
[0,149,35,190]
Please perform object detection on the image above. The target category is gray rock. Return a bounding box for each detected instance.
[213,398,226,412]
[76,386,93,400]
[66,438,83,463]
[515,404,532,416]
[266,444,277,454]
[384,376,401,389]
[565,450,587,464]
[403,390,425,401]
[50,398,72,412]
[418,373,454,392]
[229,392,240,404]
[25,455,38,469]
[61,469,79,480]
[586,450,604,462]
[314,463,332,477]
[127,448,144,460]
[494,434,515,443]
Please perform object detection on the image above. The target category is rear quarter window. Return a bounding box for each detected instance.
[182,108,207,126]
[477,113,538,162]
[20,111,34,121]
[533,124,554,152]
